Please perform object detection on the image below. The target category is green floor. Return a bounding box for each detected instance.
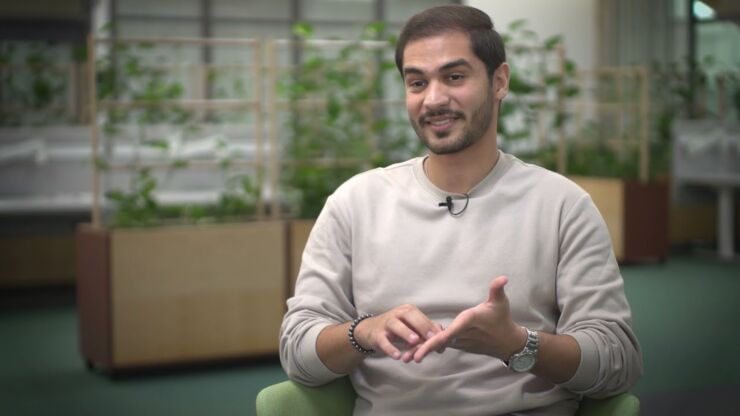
[623,256,740,396]
[1,255,738,415]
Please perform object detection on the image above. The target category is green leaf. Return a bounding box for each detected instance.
[97,22,113,33]
[94,157,109,170]
[372,119,389,132]
[509,72,537,94]
[105,190,130,203]
[381,60,397,71]
[71,45,87,62]
[521,29,538,41]
[564,60,577,75]
[171,159,189,169]
[564,85,580,97]
[293,22,314,39]
[363,22,386,38]
[544,35,562,50]
[554,112,569,128]
[124,57,141,76]
[327,96,341,122]
[303,56,324,72]
[544,74,562,86]
[144,139,169,150]
[508,19,527,31]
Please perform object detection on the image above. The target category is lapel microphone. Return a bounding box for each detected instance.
[438,194,470,216]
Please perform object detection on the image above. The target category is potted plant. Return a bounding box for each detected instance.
[0,42,82,289]
[499,21,668,262]
[76,36,286,372]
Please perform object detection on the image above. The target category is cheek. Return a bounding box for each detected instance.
[459,89,486,112]
[406,96,421,118]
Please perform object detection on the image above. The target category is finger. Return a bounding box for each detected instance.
[374,332,402,360]
[435,324,447,354]
[386,318,422,346]
[413,310,473,362]
[401,345,420,363]
[486,275,509,304]
[413,330,454,362]
[399,309,443,342]
[406,323,438,360]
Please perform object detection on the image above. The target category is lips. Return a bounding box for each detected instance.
[428,117,457,126]
[427,118,456,133]
[420,111,464,133]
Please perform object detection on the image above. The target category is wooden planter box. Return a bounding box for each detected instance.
[0,234,76,288]
[76,221,287,372]
[570,176,669,263]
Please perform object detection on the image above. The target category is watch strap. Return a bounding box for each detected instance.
[505,327,539,372]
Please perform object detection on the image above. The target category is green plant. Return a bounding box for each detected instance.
[517,139,640,181]
[0,41,69,126]
[105,167,260,228]
[97,40,261,227]
[498,20,579,145]
[280,23,417,219]
[105,169,161,227]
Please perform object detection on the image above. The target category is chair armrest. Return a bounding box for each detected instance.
[256,378,357,416]
[577,392,640,416]
[256,379,638,416]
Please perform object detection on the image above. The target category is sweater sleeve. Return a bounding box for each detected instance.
[279,195,356,386]
[555,194,643,398]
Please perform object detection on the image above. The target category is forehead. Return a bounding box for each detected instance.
[402,31,482,73]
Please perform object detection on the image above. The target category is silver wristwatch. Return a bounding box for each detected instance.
[505,327,539,373]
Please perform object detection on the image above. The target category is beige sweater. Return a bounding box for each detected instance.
[280,151,643,416]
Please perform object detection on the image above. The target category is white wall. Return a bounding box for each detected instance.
[465,0,597,71]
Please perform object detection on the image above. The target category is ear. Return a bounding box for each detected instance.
[492,62,510,100]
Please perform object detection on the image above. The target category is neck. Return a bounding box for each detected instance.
[423,135,499,194]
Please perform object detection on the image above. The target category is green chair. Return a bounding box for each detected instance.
[256,377,639,416]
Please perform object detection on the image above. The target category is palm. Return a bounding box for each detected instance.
[413,275,520,362]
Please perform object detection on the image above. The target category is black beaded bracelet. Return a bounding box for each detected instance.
[348,314,375,354]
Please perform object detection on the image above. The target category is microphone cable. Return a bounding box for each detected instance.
[438,193,470,216]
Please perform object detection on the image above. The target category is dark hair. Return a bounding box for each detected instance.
[395,5,506,79]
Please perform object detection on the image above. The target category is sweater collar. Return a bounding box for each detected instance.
[412,149,512,200]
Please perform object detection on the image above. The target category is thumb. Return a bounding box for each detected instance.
[486,275,509,304]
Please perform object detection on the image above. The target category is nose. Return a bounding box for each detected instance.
[422,80,450,110]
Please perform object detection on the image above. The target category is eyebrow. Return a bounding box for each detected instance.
[403,58,474,77]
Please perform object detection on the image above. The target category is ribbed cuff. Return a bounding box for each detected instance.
[299,322,345,381]
[559,331,599,392]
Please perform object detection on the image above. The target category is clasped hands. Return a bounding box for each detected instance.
[353,275,527,363]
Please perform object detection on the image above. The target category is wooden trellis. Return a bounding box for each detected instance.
[87,35,265,227]
[568,66,650,182]
[265,37,405,219]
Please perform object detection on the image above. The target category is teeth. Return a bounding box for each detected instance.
[429,119,453,126]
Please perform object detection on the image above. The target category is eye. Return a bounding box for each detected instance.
[448,73,465,82]
[406,79,426,90]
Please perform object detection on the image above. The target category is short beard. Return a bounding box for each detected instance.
[411,90,495,155]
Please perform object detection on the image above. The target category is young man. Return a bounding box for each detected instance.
[280,5,642,415]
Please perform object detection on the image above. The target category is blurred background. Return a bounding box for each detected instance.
[0,0,738,415]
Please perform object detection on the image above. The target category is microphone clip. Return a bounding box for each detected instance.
[439,194,470,216]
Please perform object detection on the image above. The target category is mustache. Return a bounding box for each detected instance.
[418,109,465,125]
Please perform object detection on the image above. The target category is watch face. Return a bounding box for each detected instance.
[511,354,536,372]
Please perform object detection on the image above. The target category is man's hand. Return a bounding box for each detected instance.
[412,275,526,363]
[354,304,442,360]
